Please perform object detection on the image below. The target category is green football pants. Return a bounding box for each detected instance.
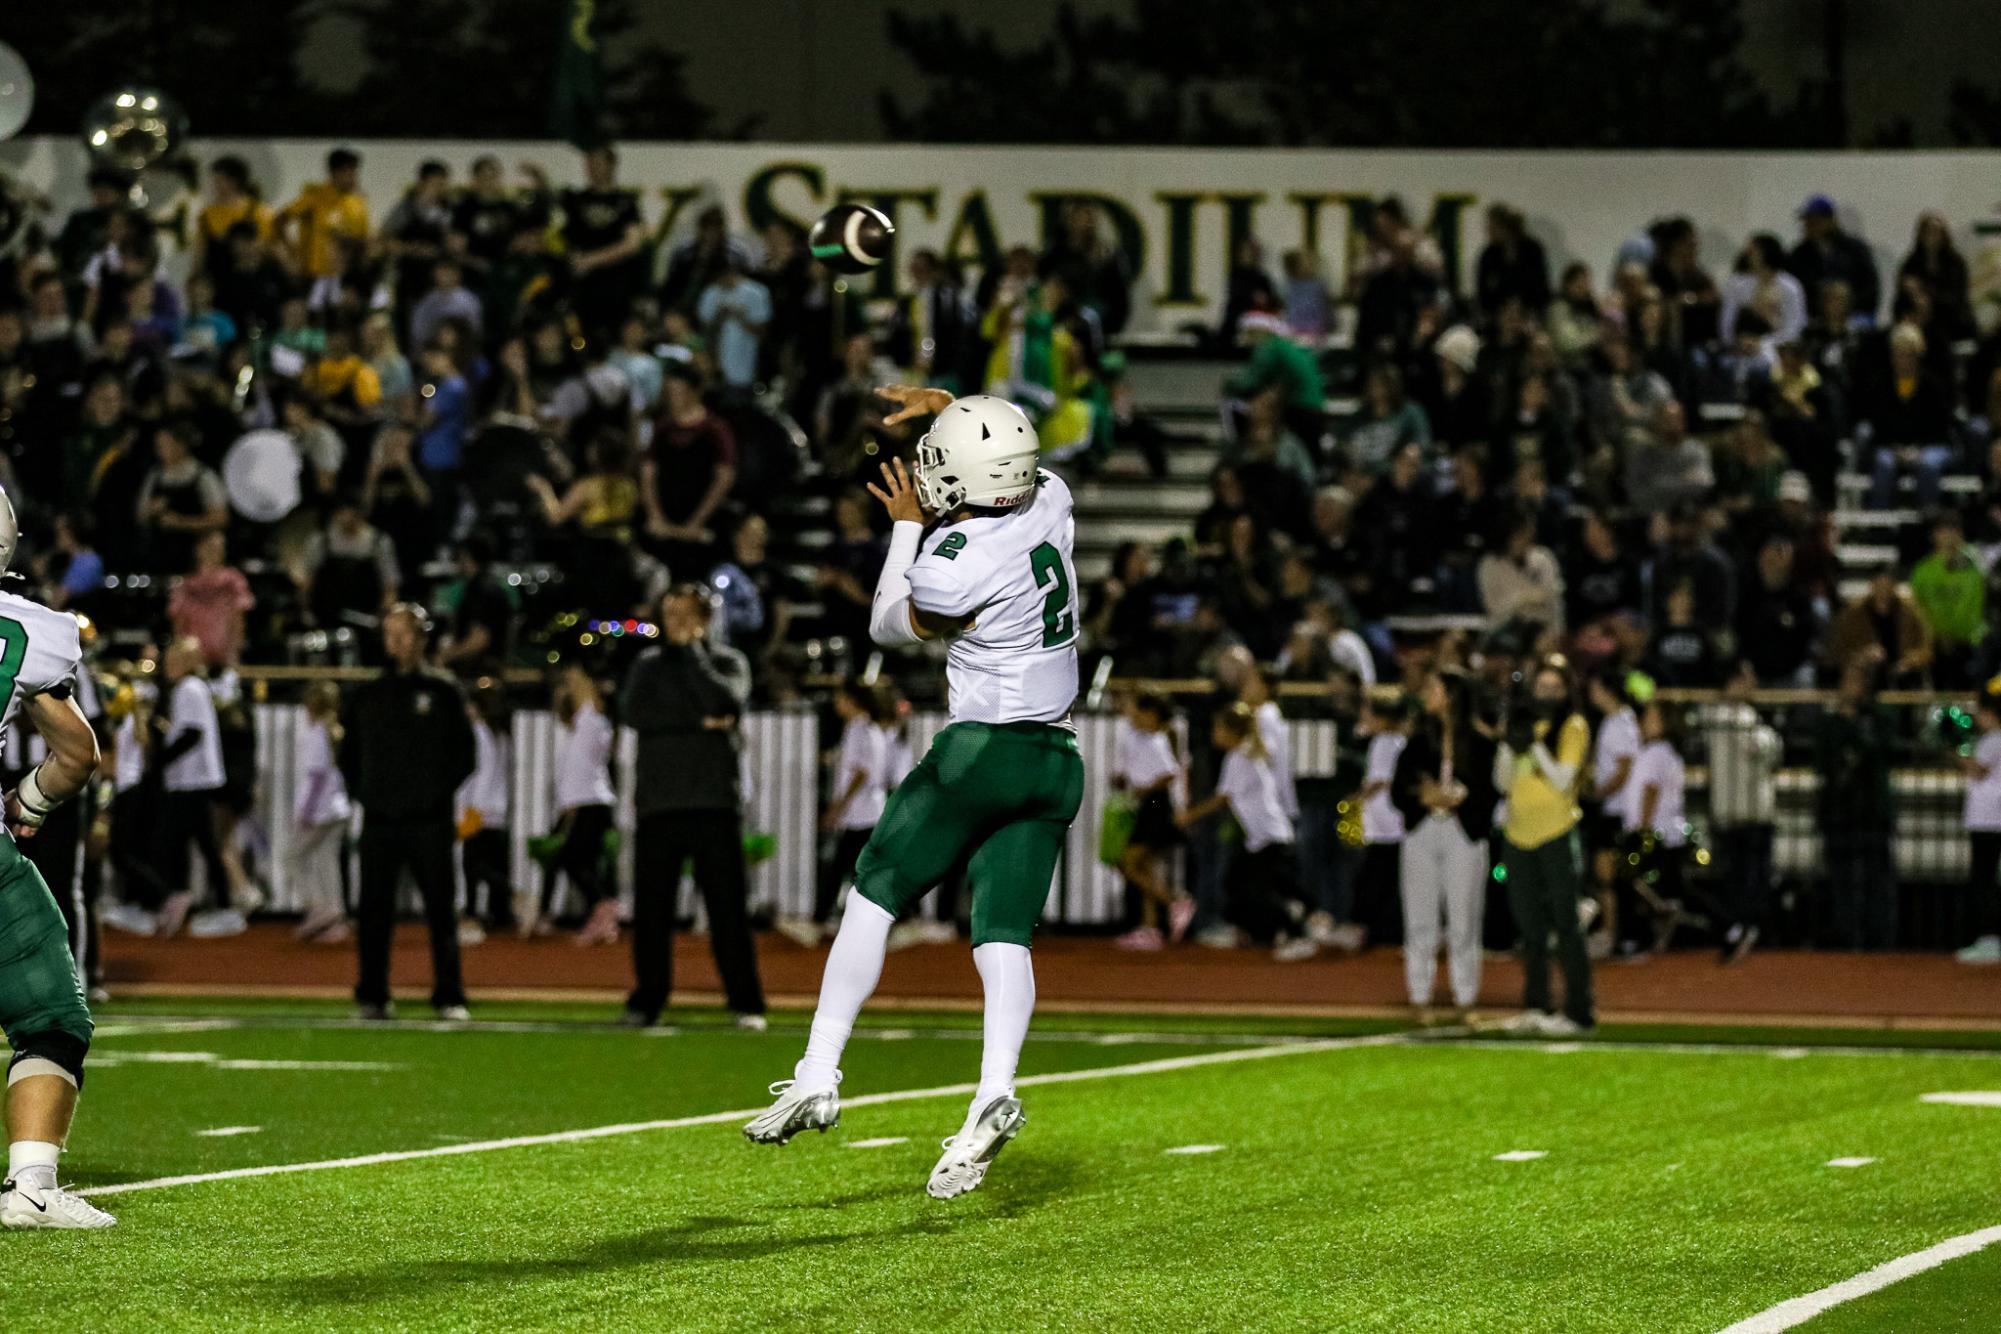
[0,833,93,1065]
[855,721,1085,947]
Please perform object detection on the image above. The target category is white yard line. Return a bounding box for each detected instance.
[82,1033,1400,1199]
[1714,1225,2001,1333]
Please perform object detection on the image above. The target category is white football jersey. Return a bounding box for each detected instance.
[905,470,1079,726]
[0,590,84,736]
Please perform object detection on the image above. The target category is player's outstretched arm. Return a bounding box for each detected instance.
[7,691,101,838]
[877,384,954,426]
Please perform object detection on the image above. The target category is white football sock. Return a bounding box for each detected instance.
[7,1140,59,1190]
[970,941,1035,1118]
[794,894,895,1088]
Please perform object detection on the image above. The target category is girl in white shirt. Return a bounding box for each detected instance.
[1112,692,1194,950]
[1622,699,1690,957]
[785,681,892,947]
[291,681,352,943]
[1354,696,1411,947]
[540,664,620,945]
[1587,673,1644,947]
[1959,693,2001,962]
[458,682,517,937]
[1178,703,1316,961]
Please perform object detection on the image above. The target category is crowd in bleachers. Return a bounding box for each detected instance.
[12,143,2001,988]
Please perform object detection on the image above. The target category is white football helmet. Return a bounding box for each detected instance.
[913,395,1040,512]
[0,484,16,577]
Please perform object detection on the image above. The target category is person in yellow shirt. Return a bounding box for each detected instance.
[194,156,273,278]
[302,322,384,445]
[277,147,369,279]
[1492,656,1595,1033]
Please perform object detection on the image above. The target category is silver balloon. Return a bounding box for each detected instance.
[0,44,30,142]
[81,85,187,172]
[223,430,302,523]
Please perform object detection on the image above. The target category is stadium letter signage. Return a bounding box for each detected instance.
[12,137,2000,333]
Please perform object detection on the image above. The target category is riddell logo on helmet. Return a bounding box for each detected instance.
[989,487,1033,506]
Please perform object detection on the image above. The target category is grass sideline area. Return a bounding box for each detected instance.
[20,996,2000,1330]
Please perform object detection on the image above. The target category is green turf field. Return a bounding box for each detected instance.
[17,999,2000,1331]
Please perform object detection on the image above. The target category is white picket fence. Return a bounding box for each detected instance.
[245,705,1366,925]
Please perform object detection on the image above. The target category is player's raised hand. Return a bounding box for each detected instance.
[877,384,955,426]
[867,458,927,524]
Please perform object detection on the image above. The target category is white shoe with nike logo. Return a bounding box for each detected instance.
[1,1178,117,1229]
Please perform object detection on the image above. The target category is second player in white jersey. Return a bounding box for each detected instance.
[904,469,1078,726]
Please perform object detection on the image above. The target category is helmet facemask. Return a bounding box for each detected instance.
[914,431,967,514]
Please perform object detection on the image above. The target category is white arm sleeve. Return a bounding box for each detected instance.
[1530,742,1579,793]
[868,521,927,648]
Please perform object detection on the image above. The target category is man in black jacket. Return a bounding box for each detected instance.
[620,584,767,1027]
[339,604,477,1020]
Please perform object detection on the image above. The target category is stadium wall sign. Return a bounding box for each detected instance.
[8,136,2001,331]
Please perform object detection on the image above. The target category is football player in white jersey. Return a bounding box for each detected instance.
[748,388,1084,1200]
[0,489,115,1228]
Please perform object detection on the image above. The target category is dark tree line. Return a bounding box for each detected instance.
[6,0,721,142]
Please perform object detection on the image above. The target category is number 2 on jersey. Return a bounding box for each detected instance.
[1029,543,1075,647]
[0,618,26,718]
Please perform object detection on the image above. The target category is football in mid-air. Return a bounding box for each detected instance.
[808,202,894,274]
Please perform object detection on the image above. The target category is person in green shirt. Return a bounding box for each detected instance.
[1910,510,1985,687]
[1224,312,1326,414]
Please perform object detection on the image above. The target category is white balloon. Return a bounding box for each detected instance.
[223,429,302,523]
[0,45,32,143]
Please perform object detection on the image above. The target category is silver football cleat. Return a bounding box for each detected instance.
[927,1095,1025,1200]
[743,1076,842,1145]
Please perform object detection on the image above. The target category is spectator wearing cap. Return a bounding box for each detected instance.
[277,147,369,281]
[1789,195,1881,324]
[1863,322,1955,510]
[1909,509,1985,687]
[1422,325,1490,453]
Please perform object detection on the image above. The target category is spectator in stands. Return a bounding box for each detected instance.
[168,532,254,669]
[1478,508,1565,636]
[1712,409,1786,515]
[1622,400,1713,515]
[697,253,772,399]
[1224,312,1325,440]
[642,363,737,580]
[277,147,369,282]
[1227,387,1315,539]
[1814,658,1898,948]
[1475,204,1551,322]
[360,312,414,420]
[621,583,768,1026]
[437,535,517,674]
[280,388,347,503]
[409,256,484,353]
[1341,363,1431,475]
[1353,442,1440,613]
[1421,325,1490,453]
[1829,570,1931,688]
[1863,322,1955,510]
[40,513,105,616]
[1218,237,1277,346]
[1358,220,1447,359]
[1565,510,1643,633]
[1586,335,1674,464]
[1909,510,1986,687]
[136,420,229,574]
[414,340,473,504]
[660,204,749,316]
[1647,217,1720,348]
[341,604,477,1019]
[1650,504,1737,630]
[890,249,975,393]
[1720,233,1809,349]
[815,333,892,474]
[1765,340,1840,499]
[381,160,453,316]
[1280,250,1331,339]
[1546,263,1602,372]
[1899,212,1972,340]
[299,492,400,633]
[1391,668,1494,1020]
[709,511,794,670]
[1643,579,1725,688]
[557,146,647,336]
[1042,200,1133,338]
[527,432,643,613]
[1435,448,1501,608]
[1736,534,1820,686]
[1789,195,1881,324]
